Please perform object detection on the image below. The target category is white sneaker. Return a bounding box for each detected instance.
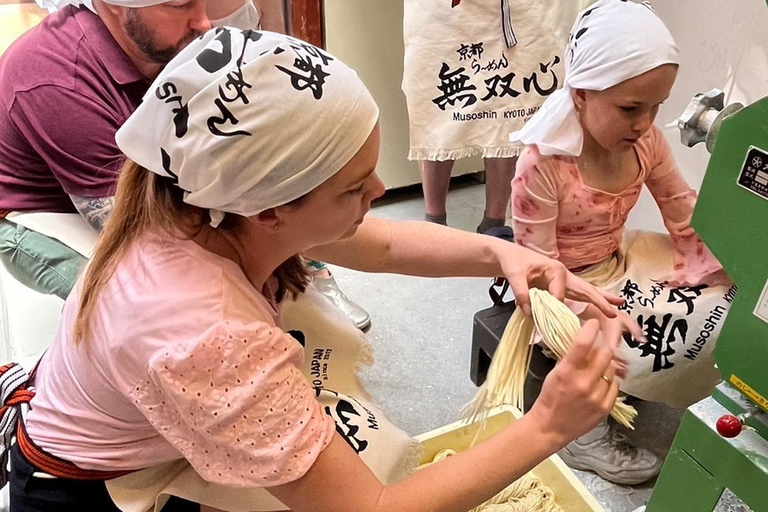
[558,421,662,485]
[314,273,371,331]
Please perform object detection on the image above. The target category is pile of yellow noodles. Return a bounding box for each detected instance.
[425,449,563,512]
[464,289,636,429]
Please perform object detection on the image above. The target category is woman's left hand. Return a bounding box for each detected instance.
[497,244,625,318]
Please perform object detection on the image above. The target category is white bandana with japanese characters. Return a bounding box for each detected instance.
[509,0,679,157]
[35,0,179,11]
[116,28,379,227]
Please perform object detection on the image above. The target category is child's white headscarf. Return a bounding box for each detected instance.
[509,0,679,157]
[115,28,379,227]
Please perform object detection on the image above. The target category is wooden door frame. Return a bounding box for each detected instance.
[285,0,324,48]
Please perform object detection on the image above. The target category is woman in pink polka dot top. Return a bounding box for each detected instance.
[9,28,629,512]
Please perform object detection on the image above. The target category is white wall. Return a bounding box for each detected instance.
[628,0,768,232]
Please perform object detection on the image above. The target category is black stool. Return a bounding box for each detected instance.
[470,279,555,411]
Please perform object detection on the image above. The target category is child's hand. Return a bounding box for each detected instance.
[581,304,646,342]
[580,304,646,379]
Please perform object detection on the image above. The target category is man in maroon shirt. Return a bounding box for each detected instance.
[0,1,212,298]
[0,0,372,330]
[0,1,212,215]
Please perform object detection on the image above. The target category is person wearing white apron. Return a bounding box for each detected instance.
[2,28,628,512]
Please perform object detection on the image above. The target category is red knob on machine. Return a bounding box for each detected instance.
[716,414,742,438]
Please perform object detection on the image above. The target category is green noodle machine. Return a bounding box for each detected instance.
[645,76,768,512]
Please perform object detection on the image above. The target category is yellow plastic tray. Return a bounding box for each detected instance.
[415,405,604,512]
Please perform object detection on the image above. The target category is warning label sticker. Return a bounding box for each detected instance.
[738,146,768,201]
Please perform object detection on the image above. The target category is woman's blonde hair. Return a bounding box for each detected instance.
[73,160,311,344]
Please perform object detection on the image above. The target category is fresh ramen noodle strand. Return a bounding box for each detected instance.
[529,289,637,429]
[464,289,636,429]
[423,450,563,512]
[463,307,535,426]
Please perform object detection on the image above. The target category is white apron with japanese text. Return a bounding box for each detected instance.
[578,231,736,408]
[402,0,592,161]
